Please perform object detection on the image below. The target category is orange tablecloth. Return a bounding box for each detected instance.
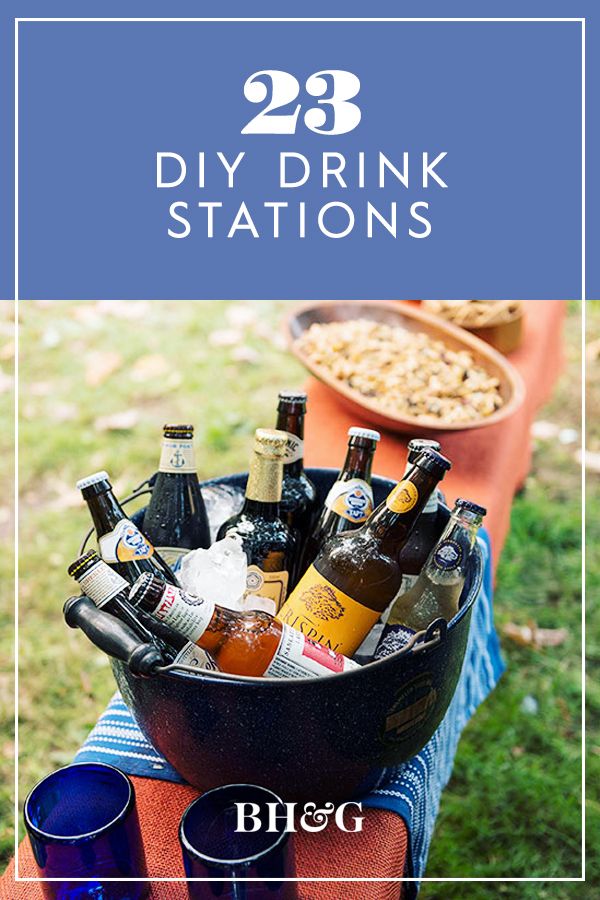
[3,300,566,898]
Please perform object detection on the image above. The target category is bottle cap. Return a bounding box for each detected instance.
[413,448,452,477]
[76,471,111,497]
[128,572,159,610]
[455,498,487,517]
[348,427,381,442]
[278,390,307,403]
[253,429,288,459]
[407,438,442,462]
[67,549,100,579]
[163,424,194,434]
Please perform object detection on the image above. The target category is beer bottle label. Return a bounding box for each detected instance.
[245,565,289,613]
[150,583,215,643]
[324,477,373,524]
[282,432,304,465]
[276,565,380,656]
[158,438,196,474]
[386,480,419,514]
[99,519,154,563]
[156,546,188,570]
[432,539,463,572]
[264,623,359,678]
[172,642,218,671]
[77,559,130,608]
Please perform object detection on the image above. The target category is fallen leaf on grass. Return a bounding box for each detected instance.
[86,350,123,386]
[0,340,15,360]
[503,621,568,649]
[208,328,244,347]
[130,354,169,382]
[94,409,140,432]
[586,338,600,362]
[230,344,260,364]
[0,371,14,394]
[576,449,600,472]
[226,304,257,328]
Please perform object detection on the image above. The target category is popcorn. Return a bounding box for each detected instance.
[295,319,504,424]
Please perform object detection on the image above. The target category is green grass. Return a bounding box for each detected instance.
[4,300,595,894]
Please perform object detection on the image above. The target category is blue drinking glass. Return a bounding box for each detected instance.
[24,762,149,900]
[179,784,297,899]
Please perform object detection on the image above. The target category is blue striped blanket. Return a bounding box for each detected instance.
[75,531,504,894]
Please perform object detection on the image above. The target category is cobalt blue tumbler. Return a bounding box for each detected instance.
[24,762,149,900]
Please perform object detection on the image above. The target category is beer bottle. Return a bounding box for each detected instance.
[68,550,215,669]
[77,471,178,586]
[304,426,380,566]
[397,439,443,593]
[375,498,486,658]
[216,430,297,613]
[277,449,451,656]
[276,391,318,538]
[142,424,211,569]
[130,573,359,678]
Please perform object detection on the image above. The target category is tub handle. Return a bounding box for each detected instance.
[410,617,448,654]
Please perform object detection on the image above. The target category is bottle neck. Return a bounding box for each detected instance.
[365,464,441,554]
[158,435,197,475]
[276,408,305,478]
[242,497,280,520]
[196,604,240,654]
[245,454,282,506]
[424,511,482,579]
[86,489,126,537]
[340,443,375,482]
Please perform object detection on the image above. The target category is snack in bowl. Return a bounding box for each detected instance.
[294,318,505,424]
[423,301,524,354]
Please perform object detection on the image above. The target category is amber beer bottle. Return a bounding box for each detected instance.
[304,426,380,566]
[68,550,214,668]
[130,573,360,678]
[397,439,443,593]
[216,430,297,613]
[77,471,178,586]
[142,424,211,568]
[277,449,451,655]
[276,391,318,538]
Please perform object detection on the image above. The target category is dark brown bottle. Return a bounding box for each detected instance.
[277,449,451,655]
[142,424,211,568]
[216,430,297,613]
[304,426,380,567]
[276,391,318,539]
[68,550,214,668]
[397,439,443,592]
[76,471,178,586]
[130,574,359,678]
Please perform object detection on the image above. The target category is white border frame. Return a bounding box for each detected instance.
[13,15,587,888]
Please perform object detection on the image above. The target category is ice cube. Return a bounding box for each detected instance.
[201,483,245,542]
[179,536,247,610]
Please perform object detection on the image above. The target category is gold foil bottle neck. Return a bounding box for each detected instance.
[246,429,286,502]
[254,428,288,458]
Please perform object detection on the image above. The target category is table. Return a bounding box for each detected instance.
[2,300,566,898]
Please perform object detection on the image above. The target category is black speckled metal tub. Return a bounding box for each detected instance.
[113,469,482,802]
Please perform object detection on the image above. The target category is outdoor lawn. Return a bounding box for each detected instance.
[1,300,596,895]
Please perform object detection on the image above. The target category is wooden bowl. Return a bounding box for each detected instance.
[422,301,525,354]
[286,300,526,434]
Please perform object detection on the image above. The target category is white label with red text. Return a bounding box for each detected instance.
[151,584,215,643]
[173,642,218,671]
[77,560,129,608]
[264,623,360,678]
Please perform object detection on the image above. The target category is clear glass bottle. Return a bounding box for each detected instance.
[375,498,486,659]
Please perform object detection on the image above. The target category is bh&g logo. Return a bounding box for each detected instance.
[234,801,364,833]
